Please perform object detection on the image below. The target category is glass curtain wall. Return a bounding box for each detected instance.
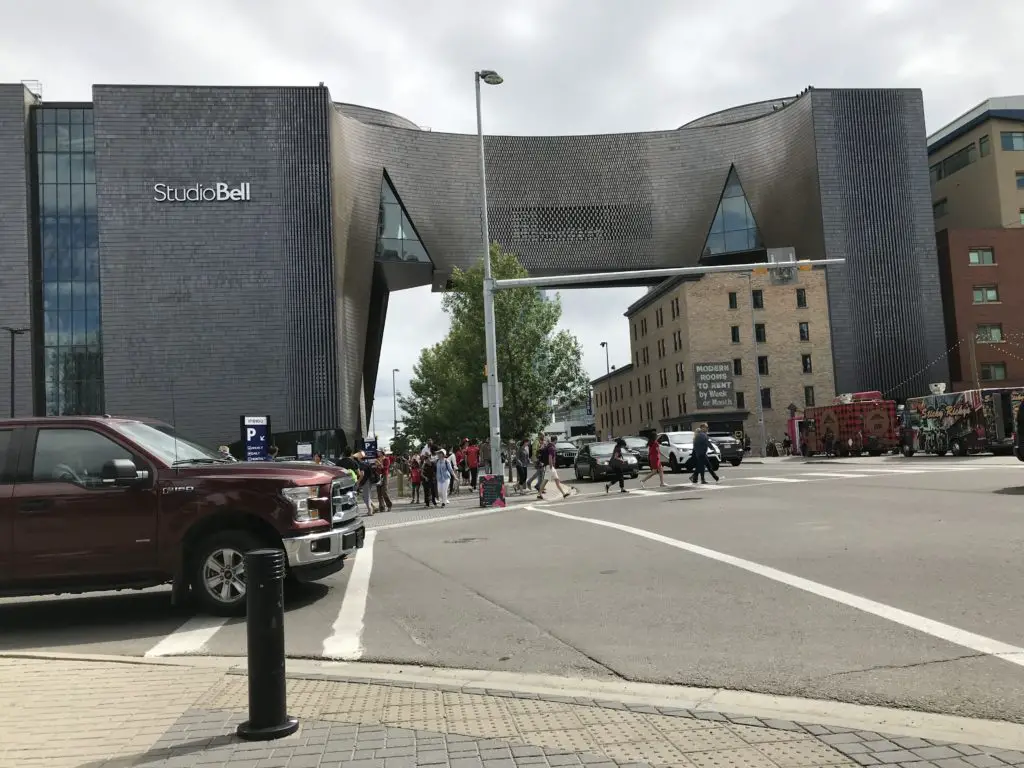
[33,106,104,415]
[702,167,764,257]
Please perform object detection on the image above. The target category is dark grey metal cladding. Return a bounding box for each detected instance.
[0,84,36,417]
[93,85,335,445]
[812,89,947,398]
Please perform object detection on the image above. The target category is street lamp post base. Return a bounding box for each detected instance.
[236,716,299,741]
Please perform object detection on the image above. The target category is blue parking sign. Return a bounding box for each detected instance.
[241,416,271,461]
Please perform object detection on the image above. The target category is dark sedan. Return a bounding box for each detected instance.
[555,441,578,468]
[616,436,651,468]
[708,433,745,466]
[573,442,639,481]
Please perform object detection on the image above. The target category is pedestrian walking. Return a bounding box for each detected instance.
[639,435,666,488]
[375,455,394,513]
[422,454,438,507]
[515,439,530,492]
[605,438,629,494]
[537,435,571,500]
[435,449,452,507]
[466,439,481,489]
[525,432,545,490]
[409,457,422,504]
[690,424,719,484]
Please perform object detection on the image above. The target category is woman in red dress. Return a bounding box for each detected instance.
[639,435,666,488]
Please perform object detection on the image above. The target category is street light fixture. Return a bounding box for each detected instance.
[476,68,503,476]
[2,326,30,419]
[599,341,610,376]
[392,368,400,446]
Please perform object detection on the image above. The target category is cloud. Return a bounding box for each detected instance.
[2,0,1018,446]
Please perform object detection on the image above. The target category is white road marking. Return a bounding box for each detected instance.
[322,530,377,661]
[144,616,227,657]
[743,476,807,483]
[799,472,865,479]
[373,508,505,530]
[530,506,1024,669]
[844,468,926,474]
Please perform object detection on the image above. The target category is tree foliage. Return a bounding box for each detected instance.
[399,244,589,446]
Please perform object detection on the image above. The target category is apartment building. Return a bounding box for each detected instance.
[928,96,1024,389]
[593,269,835,447]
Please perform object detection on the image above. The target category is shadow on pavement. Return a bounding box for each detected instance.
[992,486,1024,495]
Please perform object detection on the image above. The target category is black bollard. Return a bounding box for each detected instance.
[236,548,299,741]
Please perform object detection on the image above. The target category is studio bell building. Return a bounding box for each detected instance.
[0,82,947,451]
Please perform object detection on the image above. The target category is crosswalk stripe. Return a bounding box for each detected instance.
[842,468,926,474]
[799,472,864,479]
[743,476,807,483]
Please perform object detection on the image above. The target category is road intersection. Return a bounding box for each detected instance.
[3,456,1023,725]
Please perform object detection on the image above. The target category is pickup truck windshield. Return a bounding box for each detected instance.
[109,421,226,466]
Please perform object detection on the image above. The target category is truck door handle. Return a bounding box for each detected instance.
[19,499,52,513]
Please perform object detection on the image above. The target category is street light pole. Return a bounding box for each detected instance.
[476,69,504,476]
[392,368,399,444]
[746,273,767,456]
[600,342,610,376]
[2,326,29,419]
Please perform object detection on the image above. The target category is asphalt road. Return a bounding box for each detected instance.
[4,454,1024,723]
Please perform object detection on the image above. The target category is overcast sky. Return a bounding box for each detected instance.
[2,0,1019,445]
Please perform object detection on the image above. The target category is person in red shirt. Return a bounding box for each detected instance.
[409,458,422,504]
[639,435,666,488]
[466,439,481,489]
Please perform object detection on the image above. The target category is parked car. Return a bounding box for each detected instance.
[707,433,744,466]
[0,416,363,616]
[656,432,721,474]
[573,441,639,481]
[616,436,651,469]
[554,442,578,468]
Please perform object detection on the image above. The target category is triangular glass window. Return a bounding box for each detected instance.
[376,173,432,263]
[702,166,763,257]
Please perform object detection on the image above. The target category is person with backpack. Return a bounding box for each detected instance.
[537,435,571,500]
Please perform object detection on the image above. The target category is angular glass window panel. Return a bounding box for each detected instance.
[69,124,85,152]
[56,247,74,281]
[401,239,430,262]
[85,281,100,312]
[55,108,70,124]
[377,237,402,260]
[69,154,84,183]
[55,124,71,152]
[709,206,724,234]
[381,179,399,205]
[721,196,749,231]
[41,152,56,184]
[42,185,58,215]
[72,281,87,311]
[85,216,98,248]
[380,202,402,239]
[85,248,99,281]
[724,229,753,252]
[73,311,88,345]
[85,310,101,345]
[83,109,93,124]
[56,153,71,183]
[399,211,418,241]
[83,184,96,214]
[83,153,95,183]
[71,184,85,214]
[42,249,58,283]
[57,184,72,215]
[70,109,83,124]
[83,123,94,152]
[705,232,726,255]
[41,123,57,152]
[71,216,86,249]
[723,169,744,198]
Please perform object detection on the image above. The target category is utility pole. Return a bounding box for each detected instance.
[600,341,610,375]
[746,273,767,457]
[968,333,980,390]
[2,326,30,419]
[392,368,399,445]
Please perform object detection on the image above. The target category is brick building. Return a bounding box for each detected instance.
[593,268,836,447]
[928,96,1024,391]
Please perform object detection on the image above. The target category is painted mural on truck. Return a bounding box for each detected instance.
[795,393,898,457]
[899,388,1024,457]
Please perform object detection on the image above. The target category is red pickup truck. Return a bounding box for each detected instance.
[0,416,364,615]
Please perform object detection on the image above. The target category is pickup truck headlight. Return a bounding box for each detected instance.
[282,486,321,522]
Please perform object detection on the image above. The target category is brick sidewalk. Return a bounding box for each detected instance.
[2,657,1022,768]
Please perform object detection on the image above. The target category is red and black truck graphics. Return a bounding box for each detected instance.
[899,388,1024,457]
[799,392,899,457]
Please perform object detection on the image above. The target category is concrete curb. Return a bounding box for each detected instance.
[3,650,1022,750]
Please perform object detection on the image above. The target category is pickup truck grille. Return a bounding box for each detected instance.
[331,478,359,525]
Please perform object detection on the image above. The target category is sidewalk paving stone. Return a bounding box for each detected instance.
[0,657,1021,768]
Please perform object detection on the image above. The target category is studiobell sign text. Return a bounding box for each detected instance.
[153,182,252,202]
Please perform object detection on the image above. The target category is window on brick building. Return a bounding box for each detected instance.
[755,324,766,343]
[799,322,810,342]
[1002,131,1024,151]
[751,289,764,309]
[981,363,1007,381]
[760,388,772,409]
[802,354,812,373]
[757,356,769,376]
[796,288,807,308]
[733,358,743,376]
[728,292,738,309]
[969,247,995,265]
[731,326,740,343]
[973,286,999,303]
[980,135,991,157]
[804,386,816,407]
[977,324,1003,343]
[736,391,745,409]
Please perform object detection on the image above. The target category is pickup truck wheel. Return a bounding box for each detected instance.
[192,530,264,616]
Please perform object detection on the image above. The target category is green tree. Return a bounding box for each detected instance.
[389,427,415,457]
[400,244,589,445]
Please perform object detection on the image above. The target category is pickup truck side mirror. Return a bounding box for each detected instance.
[102,458,141,487]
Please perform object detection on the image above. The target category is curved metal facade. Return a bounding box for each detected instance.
[0,83,946,446]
